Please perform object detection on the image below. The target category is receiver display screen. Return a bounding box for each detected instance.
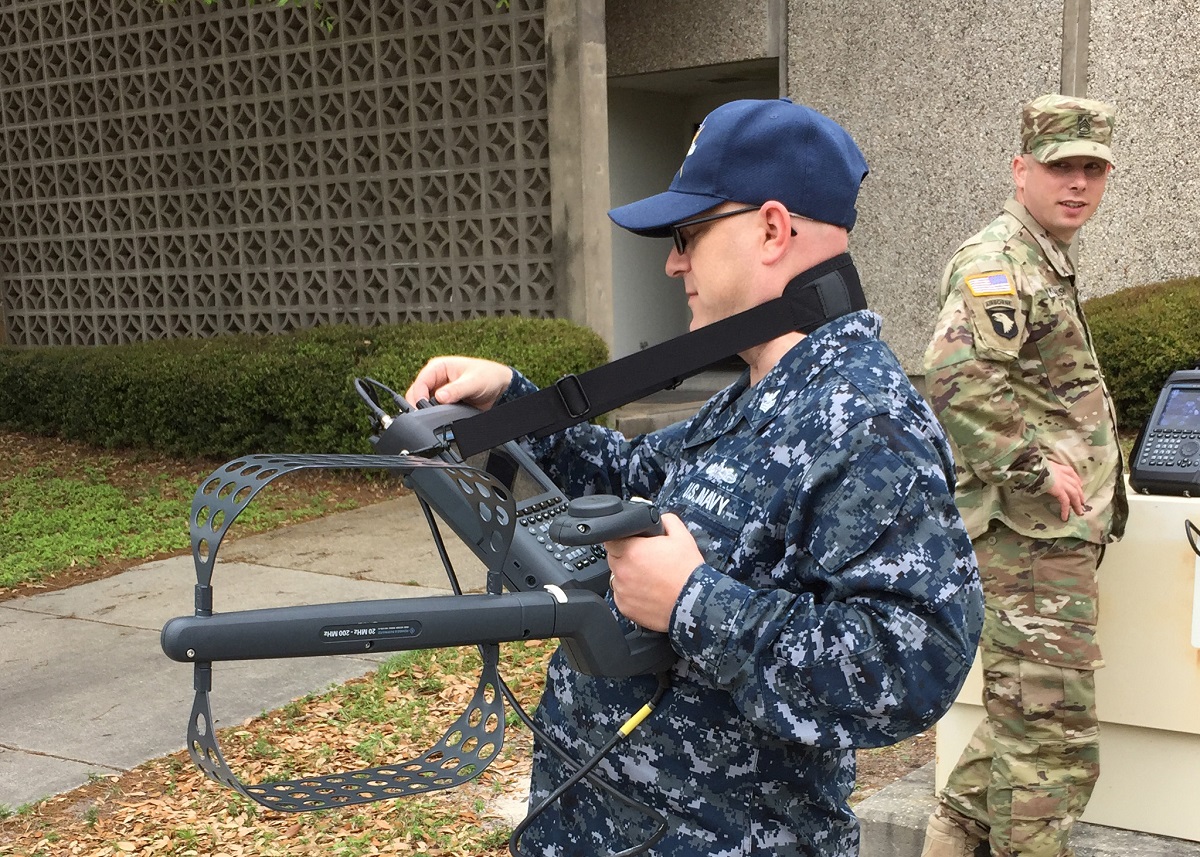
[462,447,557,504]
[1156,387,1200,430]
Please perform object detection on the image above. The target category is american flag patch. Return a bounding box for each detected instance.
[964,271,1015,297]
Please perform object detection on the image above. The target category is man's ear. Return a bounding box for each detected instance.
[761,202,793,263]
[1012,154,1028,196]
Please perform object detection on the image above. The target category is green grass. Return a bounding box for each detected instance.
[0,467,190,587]
[0,459,345,590]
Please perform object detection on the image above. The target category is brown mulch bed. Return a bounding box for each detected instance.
[0,645,551,856]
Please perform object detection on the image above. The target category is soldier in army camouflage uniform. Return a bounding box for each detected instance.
[921,94,1129,857]
[410,98,983,856]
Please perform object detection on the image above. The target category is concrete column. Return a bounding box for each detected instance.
[546,0,614,350]
[1061,0,1091,95]
[769,0,788,97]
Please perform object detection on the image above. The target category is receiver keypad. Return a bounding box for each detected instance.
[1140,429,1200,469]
[517,496,605,571]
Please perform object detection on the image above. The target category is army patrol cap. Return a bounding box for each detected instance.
[1021,93,1117,165]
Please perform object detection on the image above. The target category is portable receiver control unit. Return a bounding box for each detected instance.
[1130,369,1200,496]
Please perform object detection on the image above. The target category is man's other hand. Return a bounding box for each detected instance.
[405,356,514,411]
[1046,459,1085,521]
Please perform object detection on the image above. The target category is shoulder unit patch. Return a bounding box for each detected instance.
[987,306,1019,338]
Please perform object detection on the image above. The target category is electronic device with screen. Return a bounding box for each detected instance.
[365,385,617,596]
[1129,369,1200,496]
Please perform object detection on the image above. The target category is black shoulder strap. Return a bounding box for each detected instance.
[451,253,866,457]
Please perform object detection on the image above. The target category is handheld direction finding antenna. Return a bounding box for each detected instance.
[161,382,672,813]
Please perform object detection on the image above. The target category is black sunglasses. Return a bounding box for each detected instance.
[670,206,799,255]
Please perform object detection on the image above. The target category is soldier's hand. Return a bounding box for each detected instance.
[1046,460,1085,521]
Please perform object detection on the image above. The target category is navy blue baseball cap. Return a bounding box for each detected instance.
[609,98,869,235]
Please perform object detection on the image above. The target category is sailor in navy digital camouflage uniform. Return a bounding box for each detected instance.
[408,98,983,857]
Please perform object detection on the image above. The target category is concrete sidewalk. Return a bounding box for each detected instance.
[0,494,490,811]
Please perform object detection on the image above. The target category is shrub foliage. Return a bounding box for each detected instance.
[8,276,1191,457]
[1084,276,1200,433]
[0,317,608,457]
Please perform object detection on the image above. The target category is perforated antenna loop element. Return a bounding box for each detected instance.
[186,644,507,812]
[181,453,515,812]
[189,454,514,589]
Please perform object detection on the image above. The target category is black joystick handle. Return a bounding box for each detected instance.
[547,495,675,677]
[548,496,664,546]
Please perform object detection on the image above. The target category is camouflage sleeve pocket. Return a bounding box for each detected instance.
[806,444,918,573]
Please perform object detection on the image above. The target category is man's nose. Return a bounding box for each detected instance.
[665,246,687,278]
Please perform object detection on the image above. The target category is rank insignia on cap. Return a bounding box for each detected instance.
[964,271,1015,297]
[1078,114,1093,137]
[678,122,704,177]
[988,307,1018,338]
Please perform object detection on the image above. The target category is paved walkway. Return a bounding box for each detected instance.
[0,494,489,811]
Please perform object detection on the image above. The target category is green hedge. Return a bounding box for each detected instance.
[1085,276,1200,432]
[0,317,608,457]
